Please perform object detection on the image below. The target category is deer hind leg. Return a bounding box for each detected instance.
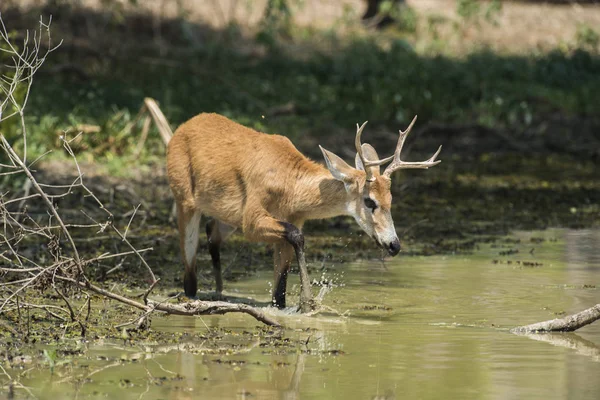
[177,202,202,298]
[244,214,314,312]
[205,218,237,295]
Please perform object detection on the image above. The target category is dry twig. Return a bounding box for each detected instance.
[0,14,281,356]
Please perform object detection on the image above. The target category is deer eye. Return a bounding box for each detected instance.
[364,197,378,212]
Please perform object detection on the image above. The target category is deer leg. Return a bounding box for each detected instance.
[273,242,294,308]
[279,222,314,313]
[244,215,314,312]
[205,218,237,297]
[176,202,202,298]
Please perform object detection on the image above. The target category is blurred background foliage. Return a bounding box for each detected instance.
[0,0,599,166]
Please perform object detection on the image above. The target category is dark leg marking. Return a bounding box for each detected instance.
[279,221,305,251]
[184,271,197,298]
[206,219,223,294]
[273,268,289,309]
[205,218,215,237]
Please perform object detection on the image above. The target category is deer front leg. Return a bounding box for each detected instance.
[273,242,293,308]
[278,222,314,313]
[244,215,315,313]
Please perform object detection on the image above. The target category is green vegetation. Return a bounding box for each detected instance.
[456,0,502,25]
[1,2,599,166]
[576,23,600,52]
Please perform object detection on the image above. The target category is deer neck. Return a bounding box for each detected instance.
[292,165,351,221]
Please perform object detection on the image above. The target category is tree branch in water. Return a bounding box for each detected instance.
[511,304,600,333]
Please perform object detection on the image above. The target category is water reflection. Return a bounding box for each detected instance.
[159,345,307,399]
[566,229,600,266]
[515,332,600,362]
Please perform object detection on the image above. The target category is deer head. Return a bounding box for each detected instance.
[319,116,442,256]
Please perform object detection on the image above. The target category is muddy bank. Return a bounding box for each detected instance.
[1,150,597,335]
[5,151,599,288]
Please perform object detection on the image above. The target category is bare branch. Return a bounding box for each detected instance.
[57,276,281,327]
[0,14,281,331]
[1,135,85,275]
[123,204,140,239]
[148,299,281,327]
[511,304,600,333]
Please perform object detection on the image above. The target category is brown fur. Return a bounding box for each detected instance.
[167,113,399,305]
[168,114,350,230]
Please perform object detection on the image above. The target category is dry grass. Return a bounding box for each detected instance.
[139,0,600,54]
[412,0,600,54]
[13,0,599,54]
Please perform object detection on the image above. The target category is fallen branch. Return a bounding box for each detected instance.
[58,277,281,327]
[511,304,600,333]
[148,300,281,327]
[0,15,281,338]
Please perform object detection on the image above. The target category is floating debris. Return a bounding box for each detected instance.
[492,259,544,267]
[358,305,393,311]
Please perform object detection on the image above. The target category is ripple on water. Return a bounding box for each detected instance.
[8,229,600,400]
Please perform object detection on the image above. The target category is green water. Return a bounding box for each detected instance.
[4,229,600,399]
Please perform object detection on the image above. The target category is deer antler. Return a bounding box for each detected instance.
[382,115,442,178]
[355,121,394,182]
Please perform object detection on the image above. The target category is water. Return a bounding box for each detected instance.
[5,229,600,399]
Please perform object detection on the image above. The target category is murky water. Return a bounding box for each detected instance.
[5,229,600,399]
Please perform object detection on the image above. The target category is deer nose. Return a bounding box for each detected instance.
[387,238,401,256]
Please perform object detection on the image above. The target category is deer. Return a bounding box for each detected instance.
[167,113,441,313]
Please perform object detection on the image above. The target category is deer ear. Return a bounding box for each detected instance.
[319,146,356,183]
[355,143,381,177]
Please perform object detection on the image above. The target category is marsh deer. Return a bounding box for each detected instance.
[167,113,441,312]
